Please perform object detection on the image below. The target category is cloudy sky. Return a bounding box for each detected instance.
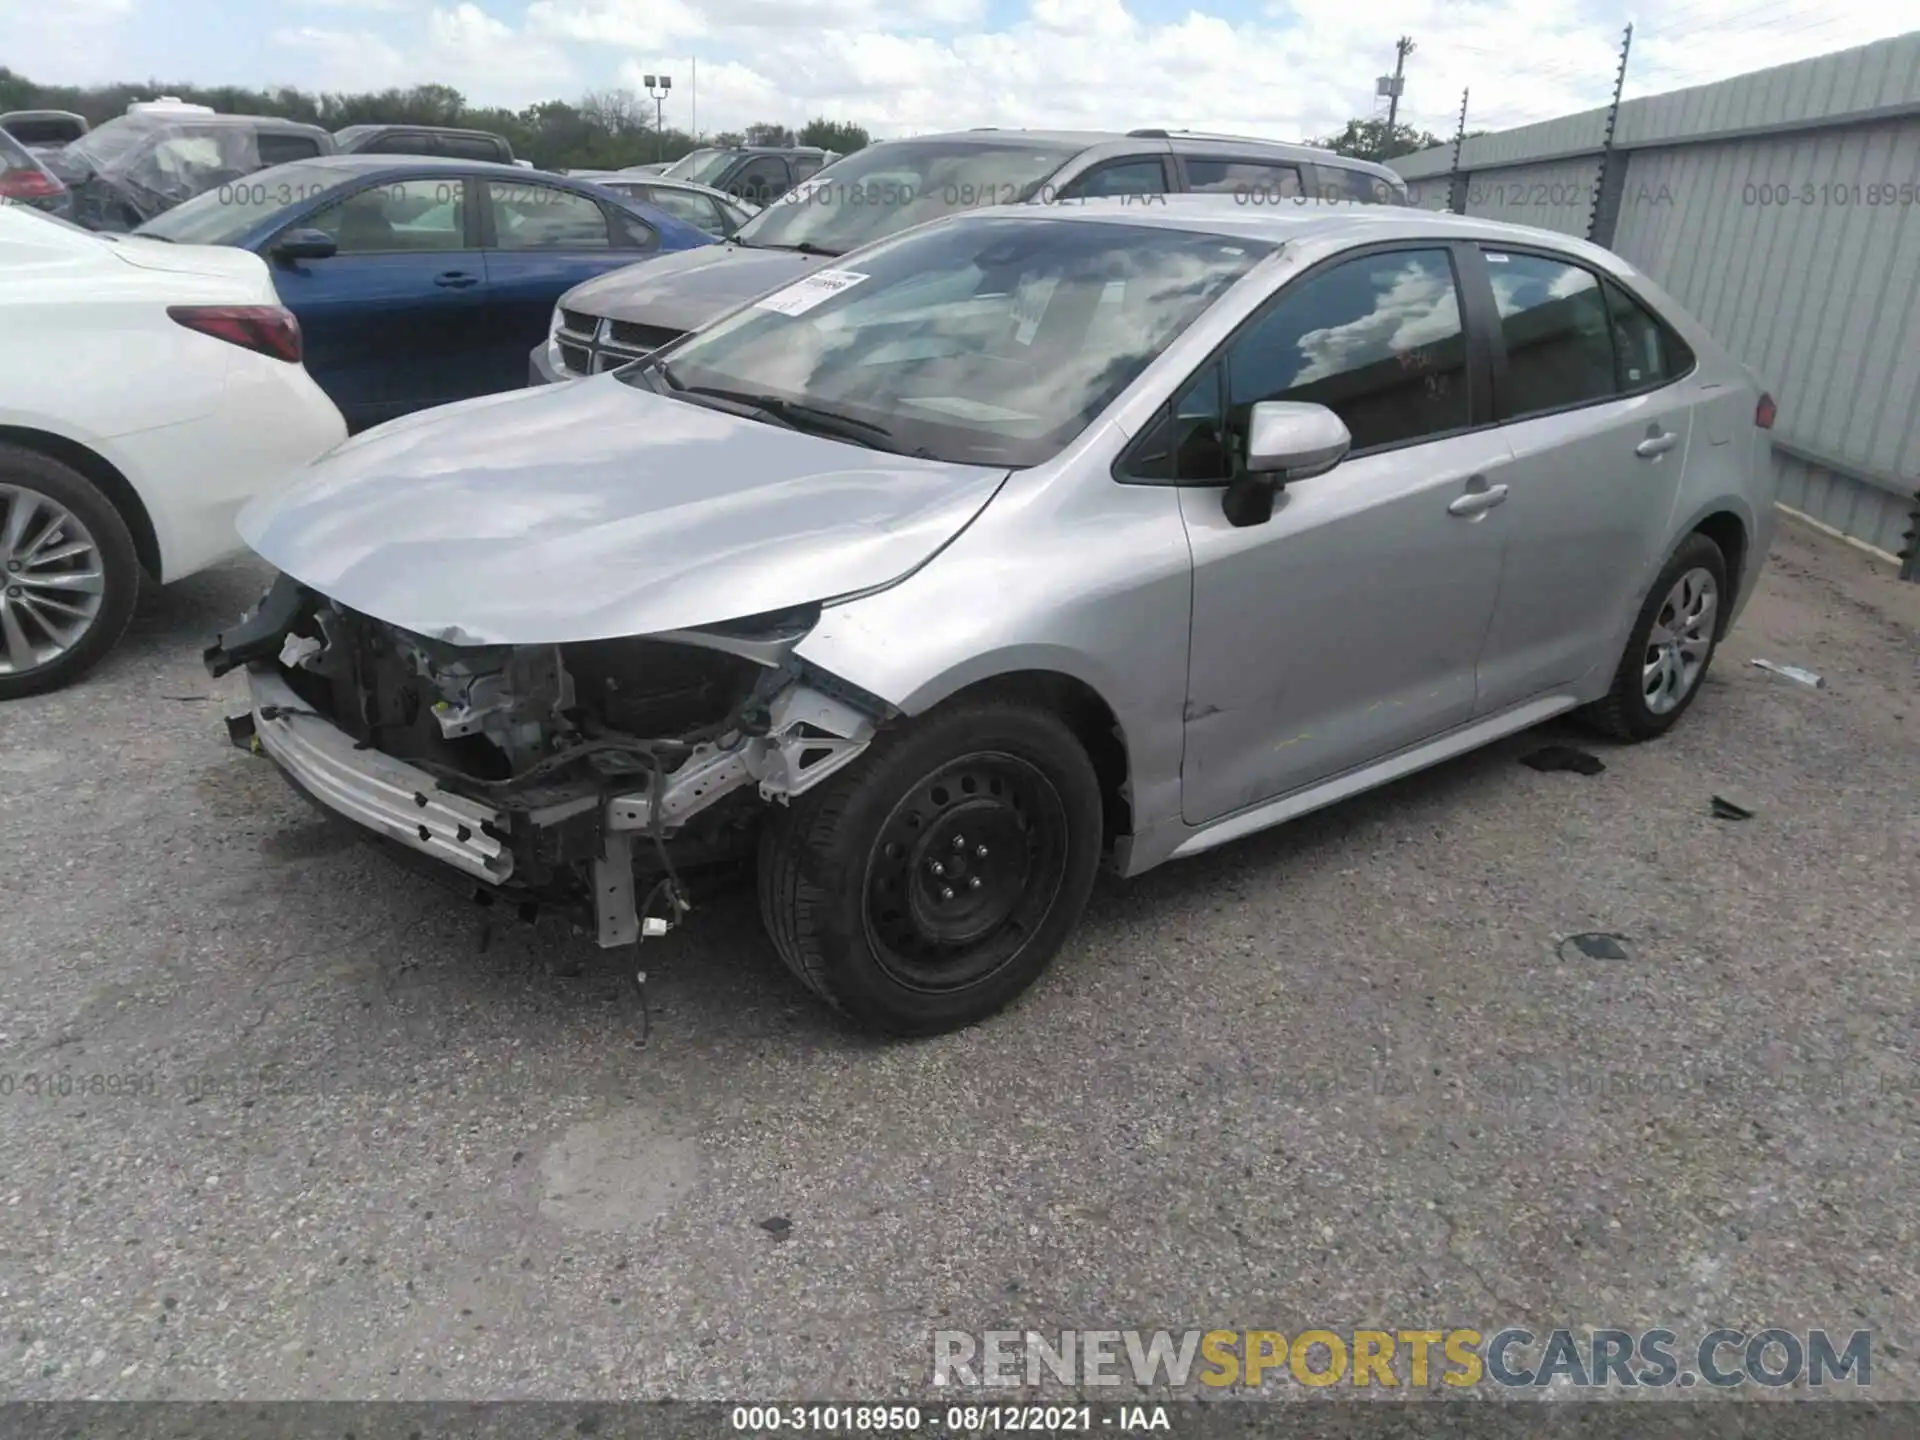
[4,0,1909,142]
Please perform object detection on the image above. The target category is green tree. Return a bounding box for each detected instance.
[798,117,868,153]
[1309,117,1445,163]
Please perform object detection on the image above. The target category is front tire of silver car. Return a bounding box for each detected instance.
[1584,530,1729,741]
[0,444,141,701]
[756,698,1104,1037]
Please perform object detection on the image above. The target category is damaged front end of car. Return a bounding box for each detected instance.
[205,574,891,946]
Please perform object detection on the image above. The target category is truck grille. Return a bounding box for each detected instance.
[607,321,686,352]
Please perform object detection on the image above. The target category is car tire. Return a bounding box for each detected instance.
[1583,531,1728,741]
[0,444,141,701]
[756,697,1104,1036]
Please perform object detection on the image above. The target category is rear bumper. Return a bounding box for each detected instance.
[235,664,513,884]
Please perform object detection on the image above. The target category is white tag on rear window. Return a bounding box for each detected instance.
[753,268,871,316]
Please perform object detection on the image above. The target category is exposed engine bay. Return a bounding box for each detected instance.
[206,574,889,946]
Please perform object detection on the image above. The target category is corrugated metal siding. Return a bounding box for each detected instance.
[1452,156,1601,235]
[1773,451,1914,556]
[1611,116,1920,487]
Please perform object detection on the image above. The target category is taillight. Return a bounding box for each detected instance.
[167,305,302,364]
[1755,392,1776,430]
[0,166,64,201]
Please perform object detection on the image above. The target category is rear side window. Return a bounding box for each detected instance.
[438,134,506,162]
[257,133,322,166]
[1316,165,1397,205]
[488,181,611,249]
[1605,279,1694,389]
[1063,158,1169,199]
[1187,158,1302,202]
[1484,251,1615,419]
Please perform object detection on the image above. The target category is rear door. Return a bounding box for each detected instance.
[478,176,660,392]
[1465,245,1699,713]
[269,173,489,428]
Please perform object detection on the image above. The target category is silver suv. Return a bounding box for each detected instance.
[529,128,1409,383]
[213,199,1773,1038]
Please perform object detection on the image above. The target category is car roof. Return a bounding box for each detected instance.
[112,111,327,131]
[893,128,1402,182]
[939,195,1635,275]
[340,123,506,140]
[260,153,538,178]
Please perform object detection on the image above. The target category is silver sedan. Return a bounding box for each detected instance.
[209,198,1777,1036]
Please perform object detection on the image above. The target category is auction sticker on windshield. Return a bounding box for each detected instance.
[753,269,871,316]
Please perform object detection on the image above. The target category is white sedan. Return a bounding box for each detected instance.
[0,201,346,697]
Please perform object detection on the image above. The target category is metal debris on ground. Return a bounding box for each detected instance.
[1521,745,1607,775]
[1558,932,1634,962]
[1710,795,1754,821]
[1752,658,1825,688]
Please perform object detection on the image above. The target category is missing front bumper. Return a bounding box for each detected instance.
[237,665,514,884]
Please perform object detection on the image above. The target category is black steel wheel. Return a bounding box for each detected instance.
[757,697,1103,1036]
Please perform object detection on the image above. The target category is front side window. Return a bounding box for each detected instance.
[1063,158,1169,200]
[488,182,610,249]
[735,139,1086,257]
[627,215,1272,468]
[438,134,504,162]
[1187,158,1303,201]
[663,148,735,185]
[309,180,467,253]
[1225,248,1470,453]
[728,157,791,203]
[1484,250,1615,419]
[1318,165,1396,205]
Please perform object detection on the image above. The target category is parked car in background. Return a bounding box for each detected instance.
[532,128,1411,382]
[41,111,334,232]
[657,144,835,204]
[0,126,72,218]
[333,124,515,166]
[0,203,344,698]
[566,172,757,237]
[211,199,1773,1034]
[0,109,90,151]
[135,155,713,430]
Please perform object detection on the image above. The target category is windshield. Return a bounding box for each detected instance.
[736,139,1083,257]
[136,160,355,244]
[60,116,159,173]
[629,214,1272,468]
[664,148,735,185]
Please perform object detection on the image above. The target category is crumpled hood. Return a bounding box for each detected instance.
[237,375,1009,646]
[559,241,831,332]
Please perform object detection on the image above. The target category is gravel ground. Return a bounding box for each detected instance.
[0,514,1914,1403]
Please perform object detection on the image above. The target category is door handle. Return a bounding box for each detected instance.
[434,272,479,289]
[1448,477,1509,517]
[1635,428,1679,458]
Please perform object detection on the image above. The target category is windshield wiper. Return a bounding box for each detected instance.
[732,238,842,257]
[653,366,895,451]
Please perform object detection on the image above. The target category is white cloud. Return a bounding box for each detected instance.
[271,27,411,92]
[0,0,137,84]
[241,0,1920,147]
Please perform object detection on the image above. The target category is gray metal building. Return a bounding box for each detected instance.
[1389,31,1920,562]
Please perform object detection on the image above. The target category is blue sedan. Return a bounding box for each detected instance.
[136,155,713,430]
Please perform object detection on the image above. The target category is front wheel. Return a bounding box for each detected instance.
[756,698,1104,1036]
[1584,531,1728,740]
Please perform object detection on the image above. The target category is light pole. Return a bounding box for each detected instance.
[643,73,672,164]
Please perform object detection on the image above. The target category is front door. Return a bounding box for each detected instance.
[1163,246,1511,825]
[271,175,488,429]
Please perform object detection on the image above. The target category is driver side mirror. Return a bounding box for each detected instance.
[1222,401,1352,527]
[270,228,337,264]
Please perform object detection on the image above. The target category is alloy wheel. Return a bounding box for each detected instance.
[1642,565,1717,715]
[0,483,107,678]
